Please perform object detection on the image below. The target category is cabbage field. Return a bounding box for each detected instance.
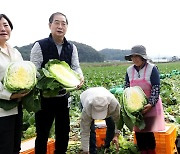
[22,61,180,153]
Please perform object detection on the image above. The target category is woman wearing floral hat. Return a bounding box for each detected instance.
[124,45,165,154]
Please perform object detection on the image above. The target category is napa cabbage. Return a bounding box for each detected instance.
[118,86,147,131]
[43,59,81,88]
[0,61,39,112]
[36,59,81,97]
[4,61,37,93]
[123,86,147,113]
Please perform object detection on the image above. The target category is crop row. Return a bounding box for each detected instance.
[22,62,180,153]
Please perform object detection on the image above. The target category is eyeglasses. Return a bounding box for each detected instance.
[52,20,67,27]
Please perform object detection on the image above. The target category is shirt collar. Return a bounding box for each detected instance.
[134,61,147,71]
[0,43,10,56]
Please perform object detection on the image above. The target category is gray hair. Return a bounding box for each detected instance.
[49,12,68,25]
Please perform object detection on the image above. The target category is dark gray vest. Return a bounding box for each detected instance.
[37,34,73,68]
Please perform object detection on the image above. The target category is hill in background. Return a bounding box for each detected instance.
[15,41,130,62]
[99,48,131,61]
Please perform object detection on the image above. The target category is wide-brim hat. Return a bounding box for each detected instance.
[91,97,109,120]
[125,45,149,61]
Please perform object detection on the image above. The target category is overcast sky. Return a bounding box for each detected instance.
[2,0,180,58]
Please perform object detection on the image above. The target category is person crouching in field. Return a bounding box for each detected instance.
[79,87,121,154]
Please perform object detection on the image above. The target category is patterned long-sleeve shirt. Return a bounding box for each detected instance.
[125,63,160,106]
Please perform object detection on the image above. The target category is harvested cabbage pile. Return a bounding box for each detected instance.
[118,86,147,131]
[37,59,81,97]
[4,61,37,93]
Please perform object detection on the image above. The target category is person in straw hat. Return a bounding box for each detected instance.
[124,45,165,154]
[79,87,121,154]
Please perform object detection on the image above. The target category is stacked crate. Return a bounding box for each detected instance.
[134,123,178,154]
[95,120,107,148]
[20,137,55,154]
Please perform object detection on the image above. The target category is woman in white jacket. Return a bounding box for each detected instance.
[0,14,29,154]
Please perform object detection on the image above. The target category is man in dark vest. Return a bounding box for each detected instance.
[30,12,84,154]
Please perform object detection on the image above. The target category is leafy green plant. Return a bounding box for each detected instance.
[118,135,140,154]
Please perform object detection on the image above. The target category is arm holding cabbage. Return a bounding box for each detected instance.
[0,61,38,111]
[30,42,84,92]
[10,91,29,100]
[71,44,84,89]
[35,59,83,98]
[142,103,152,114]
[77,76,84,89]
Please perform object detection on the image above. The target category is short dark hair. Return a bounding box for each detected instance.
[49,12,68,25]
[0,14,13,30]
